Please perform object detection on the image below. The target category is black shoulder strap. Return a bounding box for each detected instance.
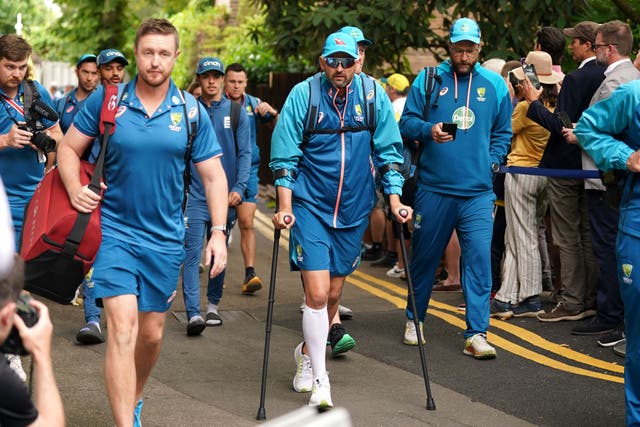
[182,90,199,212]
[230,100,241,156]
[22,80,38,124]
[422,67,437,121]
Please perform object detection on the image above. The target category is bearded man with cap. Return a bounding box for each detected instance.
[97,48,129,85]
[399,17,512,358]
[271,32,410,407]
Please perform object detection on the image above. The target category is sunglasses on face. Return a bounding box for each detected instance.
[324,57,356,69]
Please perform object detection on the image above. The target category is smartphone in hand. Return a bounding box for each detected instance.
[558,111,573,129]
[523,64,541,90]
[441,122,457,139]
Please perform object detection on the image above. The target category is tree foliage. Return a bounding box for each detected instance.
[252,0,435,74]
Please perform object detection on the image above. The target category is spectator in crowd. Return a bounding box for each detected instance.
[562,20,639,347]
[182,57,251,334]
[522,21,604,324]
[491,51,561,319]
[535,26,566,79]
[97,48,128,85]
[399,18,511,357]
[0,257,65,426]
[0,178,14,278]
[270,31,409,407]
[57,18,229,426]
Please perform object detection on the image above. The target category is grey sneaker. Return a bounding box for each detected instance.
[537,302,586,322]
[338,304,353,320]
[613,339,626,357]
[490,299,514,320]
[76,322,105,345]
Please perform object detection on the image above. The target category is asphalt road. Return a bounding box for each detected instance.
[25,200,625,426]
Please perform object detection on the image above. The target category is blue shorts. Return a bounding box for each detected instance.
[243,165,259,204]
[92,236,185,312]
[289,204,367,276]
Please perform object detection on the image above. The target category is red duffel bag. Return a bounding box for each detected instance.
[19,83,119,304]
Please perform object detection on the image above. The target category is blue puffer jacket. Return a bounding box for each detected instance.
[270,73,403,228]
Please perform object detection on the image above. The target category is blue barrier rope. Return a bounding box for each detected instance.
[498,165,600,179]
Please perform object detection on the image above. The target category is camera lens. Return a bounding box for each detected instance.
[32,132,57,153]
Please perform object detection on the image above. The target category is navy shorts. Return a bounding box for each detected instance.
[289,204,367,277]
[92,236,185,312]
[243,165,259,203]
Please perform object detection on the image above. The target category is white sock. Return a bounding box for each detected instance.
[302,304,329,380]
[207,303,219,313]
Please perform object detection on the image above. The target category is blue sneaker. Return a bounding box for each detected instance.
[134,399,143,427]
[490,299,513,320]
[513,296,544,318]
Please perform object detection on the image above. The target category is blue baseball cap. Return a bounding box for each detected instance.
[97,49,129,66]
[449,18,481,44]
[76,54,96,68]
[339,26,372,46]
[322,32,358,59]
[196,57,225,75]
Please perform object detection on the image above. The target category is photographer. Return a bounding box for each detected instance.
[0,34,62,251]
[0,256,65,426]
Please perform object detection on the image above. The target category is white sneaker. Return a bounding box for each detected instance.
[386,263,406,279]
[293,342,313,392]
[6,354,27,382]
[403,320,425,346]
[309,372,333,408]
[463,333,497,359]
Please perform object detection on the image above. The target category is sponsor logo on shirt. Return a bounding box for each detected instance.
[188,106,198,119]
[452,106,475,130]
[224,115,231,128]
[169,112,183,132]
[115,106,127,118]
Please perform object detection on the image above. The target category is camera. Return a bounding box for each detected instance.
[0,294,39,356]
[20,97,59,154]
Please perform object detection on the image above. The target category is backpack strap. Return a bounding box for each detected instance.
[182,90,200,212]
[422,66,438,121]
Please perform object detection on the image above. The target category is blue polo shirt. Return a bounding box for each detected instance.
[0,80,58,248]
[73,77,222,251]
[55,88,94,133]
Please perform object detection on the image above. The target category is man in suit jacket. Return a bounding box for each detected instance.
[524,21,604,323]
[563,20,640,340]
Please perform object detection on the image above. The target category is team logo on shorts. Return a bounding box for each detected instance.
[414,213,422,230]
[352,255,360,269]
[115,106,127,118]
[169,112,183,132]
[622,263,633,285]
[296,244,303,262]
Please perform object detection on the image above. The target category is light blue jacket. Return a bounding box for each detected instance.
[270,73,403,228]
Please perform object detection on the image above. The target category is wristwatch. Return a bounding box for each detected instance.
[211,224,227,234]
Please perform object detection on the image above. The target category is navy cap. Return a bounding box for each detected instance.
[196,57,225,75]
[76,54,96,68]
[97,49,129,66]
[339,26,372,46]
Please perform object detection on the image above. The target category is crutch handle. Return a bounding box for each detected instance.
[399,208,409,218]
[283,215,292,224]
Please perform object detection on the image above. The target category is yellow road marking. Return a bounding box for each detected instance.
[254,208,624,382]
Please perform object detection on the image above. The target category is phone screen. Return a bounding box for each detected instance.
[523,64,541,90]
[558,111,573,129]
[442,122,457,139]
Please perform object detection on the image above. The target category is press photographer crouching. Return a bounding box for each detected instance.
[0,256,64,426]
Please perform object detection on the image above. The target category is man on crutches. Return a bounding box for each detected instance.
[270,31,411,408]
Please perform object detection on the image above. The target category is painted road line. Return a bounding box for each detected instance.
[255,208,623,381]
[351,269,624,376]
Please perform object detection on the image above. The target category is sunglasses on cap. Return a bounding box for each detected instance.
[324,57,356,69]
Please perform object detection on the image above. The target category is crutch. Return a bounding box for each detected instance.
[397,208,436,410]
[256,211,291,420]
